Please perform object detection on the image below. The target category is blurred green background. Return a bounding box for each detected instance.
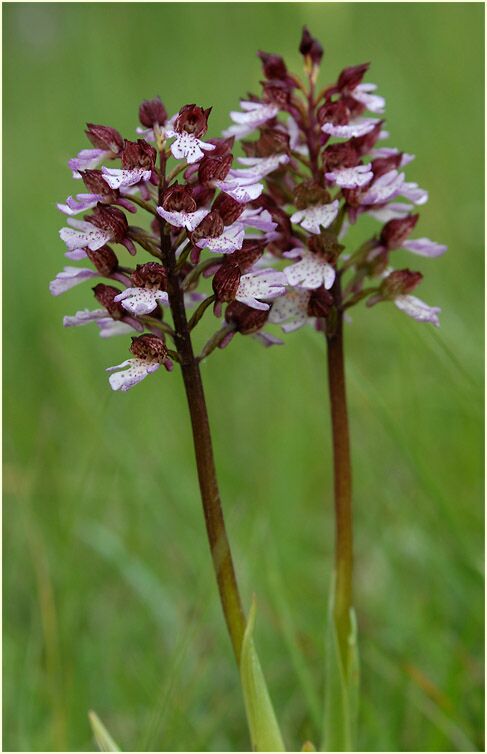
[4,3,484,752]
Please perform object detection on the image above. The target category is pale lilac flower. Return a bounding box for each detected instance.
[230,153,290,181]
[69,149,110,178]
[349,83,385,114]
[401,238,447,257]
[214,178,263,203]
[284,249,336,290]
[325,164,373,189]
[57,193,103,216]
[223,101,279,139]
[107,358,162,391]
[322,117,380,139]
[371,147,415,166]
[49,266,97,296]
[63,307,142,334]
[360,170,428,207]
[368,202,413,223]
[291,200,339,234]
[253,331,284,347]
[195,223,245,254]
[114,287,169,315]
[239,207,277,233]
[394,295,441,326]
[235,269,287,310]
[101,166,152,190]
[285,115,309,156]
[166,130,216,164]
[268,288,311,332]
[156,206,210,231]
[59,218,111,252]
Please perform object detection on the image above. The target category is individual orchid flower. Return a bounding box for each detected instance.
[284,248,336,290]
[49,266,98,296]
[107,334,173,391]
[322,117,381,139]
[69,124,124,178]
[156,205,209,231]
[222,100,279,139]
[167,104,216,164]
[367,268,440,326]
[290,200,339,234]
[196,222,245,254]
[325,164,373,189]
[229,153,290,181]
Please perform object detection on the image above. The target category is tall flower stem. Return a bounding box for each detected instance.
[326,276,353,670]
[157,153,246,664]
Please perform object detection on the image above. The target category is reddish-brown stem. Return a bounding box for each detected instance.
[157,151,246,663]
[326,277,353,668]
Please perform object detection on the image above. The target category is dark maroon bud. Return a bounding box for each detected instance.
[294,180,331,210]
[299,26,324,66]
[322,142,359,171]
[87,204,128,242]
[212,193,244,225]
[198,153,233,183]
[212,263,241,302]
[225,241,265,273]
[225,301,269,334]
[162,185,197,213]
[263,79,292,107]
[80,169,117,198]
[86,246,119,276]
[255,127,290,157]
[371,152,403,179]
[258,51,289,80]
[190,211,224,242]
[130,333,168,362]
[350,120,384,156]
[121,139,156,170]
[381,269,423,297]
[337,63,370,92]
[205,136,235,157]
[192,184,216,207]
[317,99,350,127]
[307,287,334,318]
[308,231,344,260]
[340,94,366,119]
[93,283,125,319]
[139,97,167,128]
[380,214,419,250]
[174,104,212,138]
[131,262,167,290]
[85,123,123,153]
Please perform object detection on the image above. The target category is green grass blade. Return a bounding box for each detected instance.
[88,710,121,752]
[240,597,286,752]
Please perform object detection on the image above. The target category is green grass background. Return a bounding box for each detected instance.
[4,2,484,751]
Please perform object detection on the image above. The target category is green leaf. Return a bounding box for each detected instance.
[240,597,286,752]
[322,587,360,752]
[88,710,121,752]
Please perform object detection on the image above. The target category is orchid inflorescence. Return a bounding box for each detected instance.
[52,27,445,394]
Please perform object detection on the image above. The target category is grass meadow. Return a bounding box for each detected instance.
[4,3,484,751]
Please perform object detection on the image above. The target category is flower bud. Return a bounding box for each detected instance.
[262,79,292,108]
[371,152,403,179]
[85,123,123,153]
[174,104,212,138]
[198,153,233,183]
[317,100,350,127]
[139,96,167,128]
[121,139,156,170]
[87,204,128,242]
[190,211,224,242]
[307,287,334,318]
[225,301,269,334]
[337,63,370,92]
[381,269,423,298]
[308,231,344,261]
[81,169,118,200]
[258,51,289,81]
[299,26,324,66]
[86,245,119,276]
[93,283,125,319]
[130,334,168,362]
[380,214,419,250]
[322,142,358,172]
[294,180,331,210]
[162,185,197,212]
[212,193,244,225]
[131,262,167,290]
[212,262,241,302]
